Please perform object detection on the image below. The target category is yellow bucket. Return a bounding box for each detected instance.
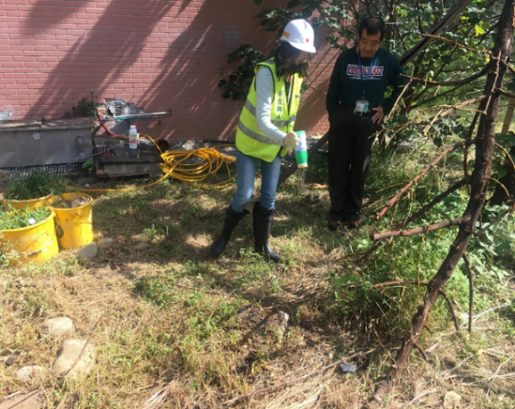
[0,209,59,266]
[3,195,53,211]
[49,193,93,249]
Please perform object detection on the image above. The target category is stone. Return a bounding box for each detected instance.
[0,390,44,409]
[52,339,95,378]
[15,366,44,383]
[4,354,18,366]
[41,317,74,337]
[99,238,114,249]
[340,362,357,373]
[134,242,151,251]
[77,243,98,259]
[444,391,462,408]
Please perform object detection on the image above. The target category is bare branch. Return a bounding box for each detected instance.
[372,280,428,288]
[497,87,515,99]
[489,176,511,198]
[376,139,477,220]
[464,112,480,179]
[372,216,470,241]
[399,177,471,229]
[421,33,490,53]
[371,281,459,331]
[423,96,486,135]
[439,288,460,332]
[462,253,474,334]
[400,67,487,87]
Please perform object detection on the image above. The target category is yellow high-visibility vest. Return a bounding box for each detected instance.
[235,59,303,162]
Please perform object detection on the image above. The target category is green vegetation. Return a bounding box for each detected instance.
[62,96,93,119]
[0,133,514,407]
[0,206,52,230]
[5,169,64,200]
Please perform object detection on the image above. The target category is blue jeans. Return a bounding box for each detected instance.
[230,150,282,212]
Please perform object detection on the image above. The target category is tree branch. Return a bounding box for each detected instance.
[462,253,474,334]
[423,96,486,135]
[400,67,487,87]
[399,177,471,229]
[464,112,480,179]
[376,139,477,220]
[421,33,490,54]
[371,216,470,241]
[497,87,515,99]
[371,281,459,331]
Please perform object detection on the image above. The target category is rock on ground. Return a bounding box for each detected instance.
[444,391,462,408]
[99,238,114,249]
[52,339,95,378]
[41,317,74,337]
[77,243,98,259]
[15,365,44,383]
[134,242,151,251]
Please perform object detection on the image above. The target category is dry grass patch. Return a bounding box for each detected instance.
[1,150,514,408]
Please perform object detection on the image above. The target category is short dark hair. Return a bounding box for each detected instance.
[358,16,386,42]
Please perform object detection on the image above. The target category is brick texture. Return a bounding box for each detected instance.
[0,0,343,140]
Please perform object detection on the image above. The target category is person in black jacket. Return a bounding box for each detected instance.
[326,16,406,230]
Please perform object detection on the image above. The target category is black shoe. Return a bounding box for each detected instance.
[210,206,249,257]
[347,214,364,230]
[252,202,280,263]
[347,219,359,229]
[328,219,343,231]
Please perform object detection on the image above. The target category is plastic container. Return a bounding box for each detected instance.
[0,208,59,266]
[295,130,308,168]
[3,194,53,211]
[49,193,93,249]
[128,124,139,149]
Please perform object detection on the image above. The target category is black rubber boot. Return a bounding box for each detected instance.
[252,202,280,263]
[210,206,249,257]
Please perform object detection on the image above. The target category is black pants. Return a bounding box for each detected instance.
[328,106,380,222]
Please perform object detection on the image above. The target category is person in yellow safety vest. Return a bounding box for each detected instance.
[211,19,316,263]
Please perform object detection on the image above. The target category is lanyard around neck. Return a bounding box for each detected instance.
[358,51,376,99]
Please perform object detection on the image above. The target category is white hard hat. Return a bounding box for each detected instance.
[280,19,316,53]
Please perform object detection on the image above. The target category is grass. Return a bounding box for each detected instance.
[0,130,514,408]
[5,169,64,200]
[0,206,52,230]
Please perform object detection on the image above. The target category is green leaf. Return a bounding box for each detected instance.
[253,0,263,5]
[474,24,485,36]
[495,164,507,179]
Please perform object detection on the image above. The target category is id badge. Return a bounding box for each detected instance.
[354,99,369,115]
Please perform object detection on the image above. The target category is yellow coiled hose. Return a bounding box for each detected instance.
[63,134,236,193]
[63,134,326,193]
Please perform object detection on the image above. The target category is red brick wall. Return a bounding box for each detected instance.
[0,0,340,140]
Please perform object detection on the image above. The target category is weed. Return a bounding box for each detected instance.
[62,97,93,119]
[0,206,52,230]
[1,136,514,408]
[5,169,63,200]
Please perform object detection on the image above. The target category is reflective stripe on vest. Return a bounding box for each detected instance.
[235,59,303,162]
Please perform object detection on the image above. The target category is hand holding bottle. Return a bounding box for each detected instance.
[284,131,299,155]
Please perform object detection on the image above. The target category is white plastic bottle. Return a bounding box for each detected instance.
[128,125,139,149]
